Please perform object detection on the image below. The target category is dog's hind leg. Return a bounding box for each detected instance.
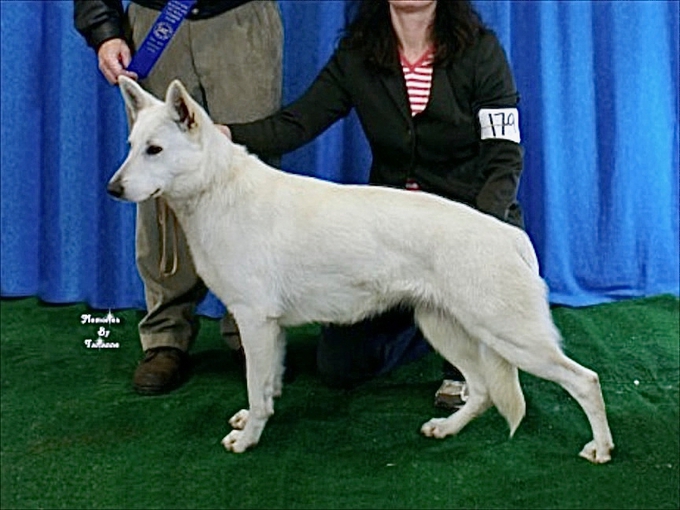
[468,307,614,463]
[517,348,613,463]
[416,309,524,438]
[222,313,281,453]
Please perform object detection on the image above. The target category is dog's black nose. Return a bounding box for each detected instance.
[107,179,124,199]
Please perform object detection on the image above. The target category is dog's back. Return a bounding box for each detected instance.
[201,147,542,329]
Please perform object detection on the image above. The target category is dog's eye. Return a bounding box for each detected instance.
[146,145,163,156]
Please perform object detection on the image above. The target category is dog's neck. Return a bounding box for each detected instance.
[164,130,264,220]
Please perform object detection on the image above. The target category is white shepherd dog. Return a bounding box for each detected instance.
[107,77,614,463]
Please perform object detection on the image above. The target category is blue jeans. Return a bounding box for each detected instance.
[316,308,433,388]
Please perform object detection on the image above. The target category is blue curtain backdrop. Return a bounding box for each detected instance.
[1,0,678,319]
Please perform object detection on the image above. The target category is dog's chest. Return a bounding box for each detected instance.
[177,210,247,298]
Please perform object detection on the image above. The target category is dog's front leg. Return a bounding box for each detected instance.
[222,316,281,453]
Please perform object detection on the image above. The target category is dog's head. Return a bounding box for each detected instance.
[107,76,222,202]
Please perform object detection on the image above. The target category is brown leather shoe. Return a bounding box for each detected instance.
[133,347,190,395]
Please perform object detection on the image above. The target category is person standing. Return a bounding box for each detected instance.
[74,0,283,395]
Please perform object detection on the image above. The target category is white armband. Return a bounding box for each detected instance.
[478,107,521,143]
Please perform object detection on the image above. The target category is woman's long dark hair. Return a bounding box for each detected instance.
[341,0,486,71]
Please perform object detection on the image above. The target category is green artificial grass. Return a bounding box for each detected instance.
[1,295,678,509]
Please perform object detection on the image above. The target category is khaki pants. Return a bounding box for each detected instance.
[125,1,283,352]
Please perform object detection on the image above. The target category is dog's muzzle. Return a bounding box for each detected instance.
[105,179,179,277]
[107,179,125,199]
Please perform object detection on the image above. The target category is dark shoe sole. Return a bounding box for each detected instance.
[133,380,184,396]
[434,380,467,410]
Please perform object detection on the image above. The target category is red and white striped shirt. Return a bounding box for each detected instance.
[401,48,435,191]
[400,48,435,116]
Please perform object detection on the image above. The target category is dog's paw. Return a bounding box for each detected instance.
[578,439,614,464]
[420,418,451,439]
[221,430,251,453]
[228,409,249,430]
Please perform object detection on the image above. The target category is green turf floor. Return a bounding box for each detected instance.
[1,295,678,509]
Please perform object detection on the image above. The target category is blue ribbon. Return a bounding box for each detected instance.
[127,0,197,79]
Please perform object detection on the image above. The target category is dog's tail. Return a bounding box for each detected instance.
[481,345,526,436]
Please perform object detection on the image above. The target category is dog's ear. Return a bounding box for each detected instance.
[118,76,157,124]
[165,80,199,132]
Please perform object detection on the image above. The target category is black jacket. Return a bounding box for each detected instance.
[74,0,252,49]
[231,30,524,226]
